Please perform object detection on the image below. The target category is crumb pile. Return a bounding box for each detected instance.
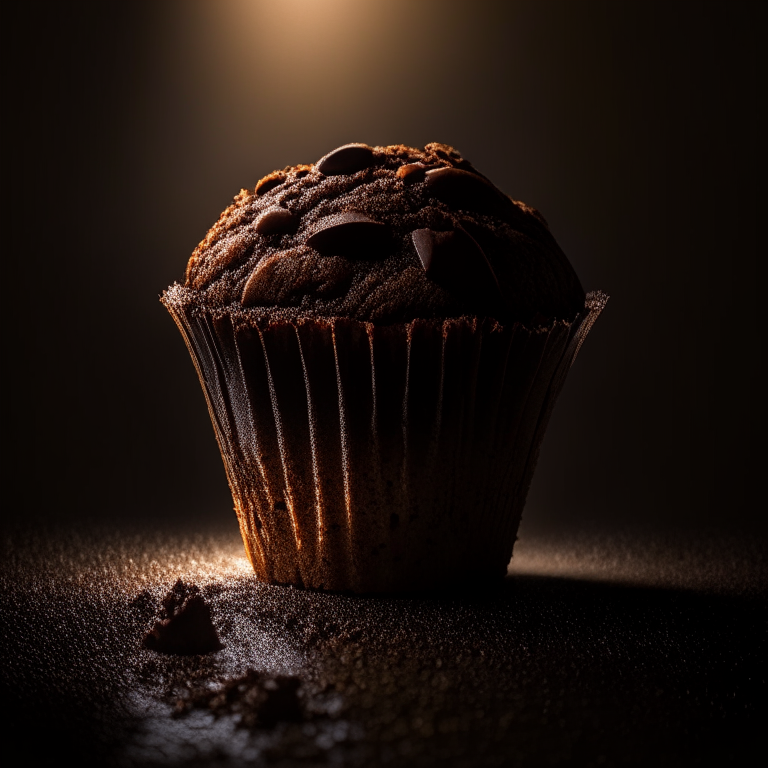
[142,580,222,655]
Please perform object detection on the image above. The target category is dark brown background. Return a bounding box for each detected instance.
[3,0,765,538]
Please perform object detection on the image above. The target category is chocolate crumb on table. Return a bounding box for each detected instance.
[142,579,222,655]
[174,669,304,727]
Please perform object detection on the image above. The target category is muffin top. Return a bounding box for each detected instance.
[181,142,584,326]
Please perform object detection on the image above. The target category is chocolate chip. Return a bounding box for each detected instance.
[242,255,300,306]
[411,228,439,272]
[242,252,353,306]
[255,171,286,196]
[410,226,504,315]
[425,167,508,212]
[213,235,250,270]
[306,211,387,256]
[396,162,427,184]
[316,143,375,175]
[241,267,264,307]
[254,207,298,235]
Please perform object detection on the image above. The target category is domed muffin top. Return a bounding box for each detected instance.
[181,142,584,326]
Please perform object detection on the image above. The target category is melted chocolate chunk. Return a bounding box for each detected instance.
[396,162,428,184]
[255,171,287,196]
[306,211,387,256]
[425,167,508,212]
[254,207,298,235]
[411,226,504,315]
[316,143,375,175]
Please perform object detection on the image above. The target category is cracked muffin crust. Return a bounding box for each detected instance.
[181,142,584,326]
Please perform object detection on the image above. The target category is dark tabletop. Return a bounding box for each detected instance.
[1,521,765,768]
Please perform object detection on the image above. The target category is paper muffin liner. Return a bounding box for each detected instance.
[162,287,607,593]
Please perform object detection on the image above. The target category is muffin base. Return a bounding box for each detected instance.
[162,288,607,593]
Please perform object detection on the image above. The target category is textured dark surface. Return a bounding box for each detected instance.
[181,143,585,326]
[1,523,765,767]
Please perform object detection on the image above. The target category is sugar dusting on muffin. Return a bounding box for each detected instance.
[183,143,584,326]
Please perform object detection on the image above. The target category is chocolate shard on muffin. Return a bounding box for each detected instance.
[316,142,376,175]
[305,211,388,257]
[254,207,298,236]
[410,226,504,317]
[162,142,607,593]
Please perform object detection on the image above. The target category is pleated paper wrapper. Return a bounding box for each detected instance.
[162,287,607,593]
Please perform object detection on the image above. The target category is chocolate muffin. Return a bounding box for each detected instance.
[162,142,606,593]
